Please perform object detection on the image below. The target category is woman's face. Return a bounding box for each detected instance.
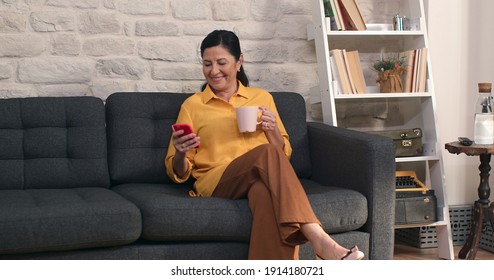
[202,45,243,95]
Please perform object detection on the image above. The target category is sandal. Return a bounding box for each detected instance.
[316,245,364,260]
[340,246,365,260]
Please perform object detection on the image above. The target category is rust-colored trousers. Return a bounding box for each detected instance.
[212,144,320,260]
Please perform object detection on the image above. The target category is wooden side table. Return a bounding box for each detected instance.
[445,141,494,259]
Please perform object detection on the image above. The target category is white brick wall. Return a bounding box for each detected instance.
[0,0,317,110]
[0,0,408,119]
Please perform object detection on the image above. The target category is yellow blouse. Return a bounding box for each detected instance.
[165,82,292,197]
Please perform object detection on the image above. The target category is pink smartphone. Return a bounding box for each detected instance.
[172,123,193,136]
[172,124,199,148]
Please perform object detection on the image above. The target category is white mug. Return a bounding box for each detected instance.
[235,106,261,132]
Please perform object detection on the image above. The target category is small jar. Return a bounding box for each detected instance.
[474,82,494,144]
[402,16,410,30]
[393,15,403,31]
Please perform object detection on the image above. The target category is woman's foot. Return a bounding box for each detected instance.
[316,245,364,260]
[300,223,364,260]
[340,246,365,260]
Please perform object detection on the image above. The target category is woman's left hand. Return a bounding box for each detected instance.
[259,106,277,132]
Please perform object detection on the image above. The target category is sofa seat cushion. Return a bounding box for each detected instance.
[112,181,367,242]
[300,179,368,233]
[0,188,141,254]
[113,184,252,241]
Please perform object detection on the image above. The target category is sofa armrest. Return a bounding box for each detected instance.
[307,122,396,260]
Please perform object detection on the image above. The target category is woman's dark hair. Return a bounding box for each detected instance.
[200,30,249,91]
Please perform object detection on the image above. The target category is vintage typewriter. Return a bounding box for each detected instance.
[395,170,427,192]
[395,170,437,224]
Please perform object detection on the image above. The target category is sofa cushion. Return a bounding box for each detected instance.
[113,184,252,241]
[0,97,109,190]
[271,92,312,178]
[112,181,367,242]
[300,179,368,233]
[0,188,142,254]
[105,92,312,184]
[106,92,190,185]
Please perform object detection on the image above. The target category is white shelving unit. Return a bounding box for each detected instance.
[308,0,454,259]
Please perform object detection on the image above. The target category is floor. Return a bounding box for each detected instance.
[394,241,494,260]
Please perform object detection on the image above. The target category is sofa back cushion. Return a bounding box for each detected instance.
[105,91,311,185]
[106,92,188,185]
[271,92,311,178]
[0,97,109,190]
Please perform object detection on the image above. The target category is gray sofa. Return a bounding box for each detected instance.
[0,91,396,260]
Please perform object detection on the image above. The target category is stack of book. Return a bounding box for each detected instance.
[330,49,367,94]
[400,48,428,93]
[327,0,367,31]
[330,48,429,95]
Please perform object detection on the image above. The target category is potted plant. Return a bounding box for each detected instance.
[373,54,407,93]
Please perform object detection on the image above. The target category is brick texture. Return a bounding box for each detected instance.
[1,0,404,119]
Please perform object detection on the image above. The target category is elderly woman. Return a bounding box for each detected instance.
[165,30,364,260]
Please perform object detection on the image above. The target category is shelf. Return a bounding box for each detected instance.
[394,219,450,229]
[307,23,426,41]
[308,28,424,41]
[311,0,453,259]
[327,30,425,37]
[396,155,440,163]
[334,92,432,99]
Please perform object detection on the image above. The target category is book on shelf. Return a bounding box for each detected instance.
[323,0,338,31]
[401,48,428,93]
[412,48,421,92]
[330,49,367,94]
[400,49,415,93]
[338,0,367,31]
[330,49,351,94]
[323,0,333,17]
[417,48,428,92]
[346,50,367,93]
[329,0,344,30]
[341,50,357,93]
[329,54,342,95]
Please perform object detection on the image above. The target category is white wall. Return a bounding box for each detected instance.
[428,0,494,205]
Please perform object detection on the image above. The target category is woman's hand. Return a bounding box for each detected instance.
[171,128,200,179]
[259,106,277,132]
[172,129,200,154]
[259,106,284,149]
